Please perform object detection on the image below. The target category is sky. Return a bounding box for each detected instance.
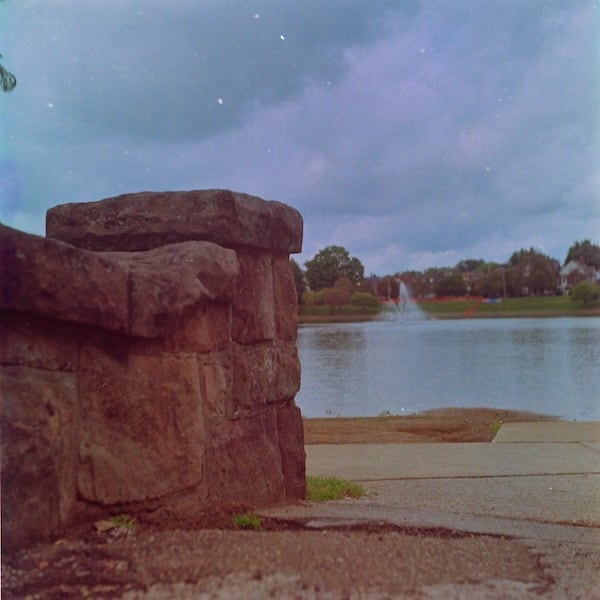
[1,0,599,274]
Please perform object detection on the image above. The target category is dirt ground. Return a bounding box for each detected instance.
[2,408,568,599]
[3,523,561,599]
[303,407,557,444]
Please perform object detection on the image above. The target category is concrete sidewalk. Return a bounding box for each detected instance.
[265,421,600,541]
[260,422,600,597]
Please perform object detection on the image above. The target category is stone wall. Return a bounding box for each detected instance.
[1,190,306,549]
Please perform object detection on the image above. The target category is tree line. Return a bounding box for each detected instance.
[291,240,600,311]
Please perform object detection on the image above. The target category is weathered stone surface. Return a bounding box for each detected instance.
[198,352,233,418]
[273,255,299,341]
[78,345,204,505]
[111,241,238,338]
[2,189,306,548]
[232,342,301,410]
[0,225,238,340]
[47,189,303,254]
[277,402,307,500]
[205,408,286,506]
[0,313,79,371]
[232,252,275,344]
[164,303,231,354]
[0,224,128,332]
[1,366,79,549]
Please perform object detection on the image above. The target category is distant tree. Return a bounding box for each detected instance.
[334,276,355,294]
[570,281,599,307]
[472,270,504,298]
[564,240,600,269]
[290,258,306,305]
[509,248,559,296]
[304,246,364,291]
[302,290,324,306]
[475,261,501,273]
[321,287,345,312]
[0,1,16,93]
[375,276,399,300]
[398,271,428,298]
[0,53,16,92]
[351,291,381,313]
[425,267,454,296]
[455,259,485,273]
[319,277,357,313]
[434,274,467,297]
[509,248,531,267]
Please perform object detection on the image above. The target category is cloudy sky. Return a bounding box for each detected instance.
[1,1,598,274]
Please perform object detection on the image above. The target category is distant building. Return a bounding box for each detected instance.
[559,260,599,295]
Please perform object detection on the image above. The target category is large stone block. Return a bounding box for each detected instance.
[165,303,232,354]
[111,241,238,338]
[205,408,286,506]
[0,224,128,332]
[277,402,307,500]
[273,256,299,341]
[78,345,205,505]
[0,313,79,371]
[46,189,303,254]
[232,342,301,410]
[231,252,275,344]
[1,366,80,549]
[198,352,233,418]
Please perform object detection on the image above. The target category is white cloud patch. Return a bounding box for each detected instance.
[1,0,598,271]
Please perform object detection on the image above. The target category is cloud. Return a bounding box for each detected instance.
[1,0,598,273]
[2,0,405,141]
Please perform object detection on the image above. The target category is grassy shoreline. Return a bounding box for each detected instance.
[299,296,600,323]
[303,407,560,444]
[424,308,600,320]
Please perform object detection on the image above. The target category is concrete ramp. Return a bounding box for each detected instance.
[493,420,600,443]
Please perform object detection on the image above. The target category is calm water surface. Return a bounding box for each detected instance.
[296,317,600,420]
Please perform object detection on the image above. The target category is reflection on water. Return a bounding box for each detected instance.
[296,318,600,420]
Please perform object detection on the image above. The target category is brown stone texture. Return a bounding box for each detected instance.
[164,303,232,354]
[77,344,205,505]
[232,252,276,344]
[0,225,238,340]
[111,240,238,338]
[277,402,307,500]
[46,189,303,254]
[1,190,304,549]
[273,255,299,341]
[205,408,286,506]
[198,352,233,418]
[0,313,79,372]
[0,366,80,548]
[232,342,301,411]
[0,224,128,332]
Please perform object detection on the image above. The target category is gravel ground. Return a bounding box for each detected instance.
[4,519,598,599]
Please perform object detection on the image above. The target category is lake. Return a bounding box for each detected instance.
[296,317,600,421]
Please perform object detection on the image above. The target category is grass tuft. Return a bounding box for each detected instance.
[232,513,263,530]
[306,475,365,501]
[488,417,504,435]
[109,513,136,531]
[377,410,394,418]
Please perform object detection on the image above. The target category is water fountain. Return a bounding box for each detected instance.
[395,281,429,321]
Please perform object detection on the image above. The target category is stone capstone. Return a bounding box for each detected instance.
[1,190,305,550]
[46,189,303,254]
